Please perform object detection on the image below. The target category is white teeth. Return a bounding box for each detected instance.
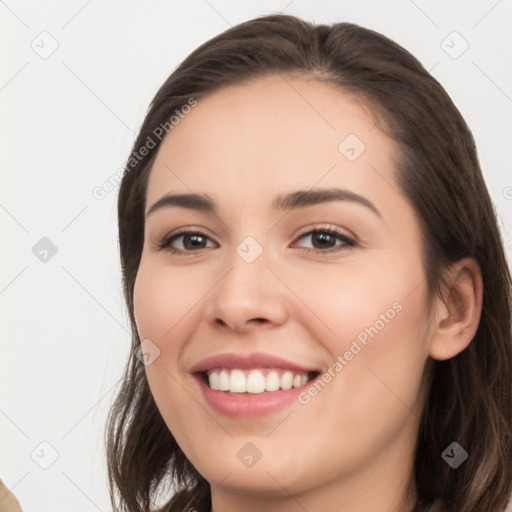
[266,371,280,392]
[246,371,266,393]
[206,368,311,394]
[281,371,293,390]
[218,370,230,391]
[209,371,219,391]
[230,369,247,393]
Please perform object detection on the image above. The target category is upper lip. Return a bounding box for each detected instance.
[190,352,318,374]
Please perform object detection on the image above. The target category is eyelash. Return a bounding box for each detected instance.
[156,225,357,255]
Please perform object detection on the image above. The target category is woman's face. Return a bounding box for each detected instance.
[133,75,433,507]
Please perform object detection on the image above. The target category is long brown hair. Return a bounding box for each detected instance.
[106,14,512,512]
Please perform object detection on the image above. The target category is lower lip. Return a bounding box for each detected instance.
[194,374,312,418]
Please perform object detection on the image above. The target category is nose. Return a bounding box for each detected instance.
[206,247,290,335]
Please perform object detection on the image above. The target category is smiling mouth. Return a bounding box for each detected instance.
[199,368,320,394]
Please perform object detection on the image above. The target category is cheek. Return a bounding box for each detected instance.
[290,256,430,402]
[132,262,208,442]
[289,264,430,470]
[133,262,206,343]
[283,255,429,352]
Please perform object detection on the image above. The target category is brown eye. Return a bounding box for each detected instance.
[158,230,217,253]
[293,228,356,254]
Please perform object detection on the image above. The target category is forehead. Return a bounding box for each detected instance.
[146,74,399,210]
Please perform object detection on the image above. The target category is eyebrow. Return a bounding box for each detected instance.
[146,188,381,218]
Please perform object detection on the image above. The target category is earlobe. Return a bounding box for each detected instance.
[428,257,483,361]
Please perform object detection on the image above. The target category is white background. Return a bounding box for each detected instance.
[1,1,511,511]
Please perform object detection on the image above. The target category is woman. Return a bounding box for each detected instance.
[106,14,512,512]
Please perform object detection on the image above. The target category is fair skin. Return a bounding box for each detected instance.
[133,74,482,512]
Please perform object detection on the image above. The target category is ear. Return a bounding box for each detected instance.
[428,257,483,361]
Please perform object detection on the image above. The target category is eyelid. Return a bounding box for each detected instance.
[294,223,355,242]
